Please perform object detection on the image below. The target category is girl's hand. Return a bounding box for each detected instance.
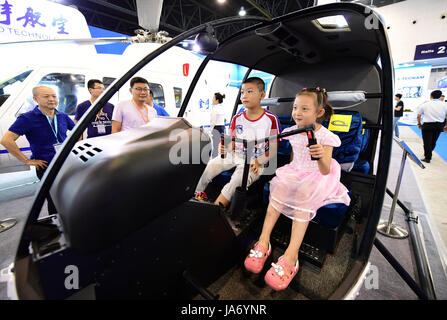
[250,158,261,174]
[308,143,325,160]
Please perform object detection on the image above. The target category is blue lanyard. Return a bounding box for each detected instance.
[47,115,58,142]
[45,114,59,142]
[38,108,59,142]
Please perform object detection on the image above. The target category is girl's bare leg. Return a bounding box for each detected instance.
[283,220,309,267]
[258,204,282,249]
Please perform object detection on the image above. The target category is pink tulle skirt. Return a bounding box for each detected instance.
[269,159,351,222]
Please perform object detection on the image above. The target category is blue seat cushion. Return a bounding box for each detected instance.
[322,111,363,165]
[352,159,370,174]
[312,191,351,228]
[276,114,293,158]
[263,183,351,229]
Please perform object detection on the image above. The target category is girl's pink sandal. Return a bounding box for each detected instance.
[244,242,271,274]
[264,256,299,291]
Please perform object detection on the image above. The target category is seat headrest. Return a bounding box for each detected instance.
[259,91,367,107]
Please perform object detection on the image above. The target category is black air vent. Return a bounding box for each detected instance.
[72,144,103,163]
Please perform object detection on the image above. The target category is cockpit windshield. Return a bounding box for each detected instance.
[0,70,33,107]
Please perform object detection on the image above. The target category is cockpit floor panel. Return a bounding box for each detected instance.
[196,231,356,300]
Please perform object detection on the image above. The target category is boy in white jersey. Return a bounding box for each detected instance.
[195,77,280,208]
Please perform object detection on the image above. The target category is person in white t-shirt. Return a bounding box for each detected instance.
[111,77,158,133]
[210,92,226,158]
[194,77,280,208]
[416,90,447,163]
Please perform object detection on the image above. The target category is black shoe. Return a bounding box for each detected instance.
[421,158,430,163]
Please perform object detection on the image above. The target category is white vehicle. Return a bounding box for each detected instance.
[0,43,206,173]
[0,0,240,173]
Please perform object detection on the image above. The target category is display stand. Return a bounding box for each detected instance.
[374,137,436,299]
[377,137,425,238]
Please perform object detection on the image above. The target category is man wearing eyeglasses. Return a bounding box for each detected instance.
[74,79,115,138]
[112,77,158,133]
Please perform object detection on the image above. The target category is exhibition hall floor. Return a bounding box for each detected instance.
[399,125,447,247]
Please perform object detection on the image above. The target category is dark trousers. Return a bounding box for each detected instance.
[36,168,58,215]
[211,125,226,158]
[421,122,444,160]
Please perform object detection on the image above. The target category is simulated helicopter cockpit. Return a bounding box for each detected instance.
[6,2,393,300]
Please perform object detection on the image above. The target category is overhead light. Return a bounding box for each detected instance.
[316,0,339,5]
[315,15,349,29]
[239,7,246,16]
[217,0,226,3]
[193,44,201,52]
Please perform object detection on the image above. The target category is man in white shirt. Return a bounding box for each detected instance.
[417,90,447,163]
[111,77,158,133]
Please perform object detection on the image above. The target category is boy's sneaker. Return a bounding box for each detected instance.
[194,191,209,201]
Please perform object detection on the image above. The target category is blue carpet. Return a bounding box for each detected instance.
[408,125,447,162]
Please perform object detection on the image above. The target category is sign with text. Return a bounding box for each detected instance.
[395,65,432,125]
[0,0,90,43]
[414,41,447,61]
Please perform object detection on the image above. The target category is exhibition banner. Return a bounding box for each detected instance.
[414,41,447,61]
[0,0,90,43]
[395,65,432,125]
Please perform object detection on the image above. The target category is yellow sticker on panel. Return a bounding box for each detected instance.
[328,114,352,132]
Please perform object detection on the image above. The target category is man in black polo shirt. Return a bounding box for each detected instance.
[74,79,114,138]
[394,93,404,137]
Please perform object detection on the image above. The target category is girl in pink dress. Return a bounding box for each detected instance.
[244,87,350,291]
